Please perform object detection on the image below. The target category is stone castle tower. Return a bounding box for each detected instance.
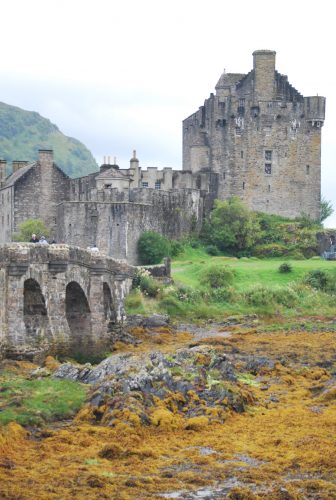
[183,50,326,219]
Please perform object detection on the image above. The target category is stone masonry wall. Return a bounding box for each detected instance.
[58,188,203,264]
[183,51,325,220]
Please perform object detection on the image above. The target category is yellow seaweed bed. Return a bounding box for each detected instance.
[1,327,336,499]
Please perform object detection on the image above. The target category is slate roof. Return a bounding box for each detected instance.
[1,162,36,189]
[215,73,246,89]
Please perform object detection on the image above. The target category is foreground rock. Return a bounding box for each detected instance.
[54,346,255,426]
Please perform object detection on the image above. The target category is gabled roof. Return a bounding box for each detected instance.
[215,72,246,89]
[1,162,36,189]
[96,167,130,181]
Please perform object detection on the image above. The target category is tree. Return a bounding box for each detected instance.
[13,219,50,242]
[202,197,261,252]
[137,231,169,264]
[320,197,334,223]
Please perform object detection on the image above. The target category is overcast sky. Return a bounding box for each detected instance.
[1,0,335,226]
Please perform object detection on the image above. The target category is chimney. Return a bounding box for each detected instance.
[12,160,29,173]
[0,160,7,186]
[38,149,54,168]
[253,50,276,101]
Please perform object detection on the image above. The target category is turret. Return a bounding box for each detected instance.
[304,96,326,127]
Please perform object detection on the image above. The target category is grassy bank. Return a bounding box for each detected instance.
[0,363,88,426]
[126,246,336,320]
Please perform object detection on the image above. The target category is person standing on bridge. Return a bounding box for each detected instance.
[39,236,49,245]
[30,233,39,243]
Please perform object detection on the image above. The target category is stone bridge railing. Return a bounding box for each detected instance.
[0,244,135,361]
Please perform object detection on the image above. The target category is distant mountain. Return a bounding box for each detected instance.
[0,101,98,178]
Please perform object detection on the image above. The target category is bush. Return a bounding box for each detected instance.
[13,218,50,242]
[253,243,289,258]
[243,285,272,307]
[209,286,235,303]
[201,197,261,252]
[137,231,169,265]
[159,295,185,316]
[133,268,160,297]
[201,265,235,289]
[169,240,184,257]
[243,284,298,309]
[278,262,293,273]
[205,244,220,256]
[304,270,329,291]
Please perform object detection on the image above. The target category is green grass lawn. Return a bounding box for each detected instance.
[0,373,88,426]
[172,252,335,291]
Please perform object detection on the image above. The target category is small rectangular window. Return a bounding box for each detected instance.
[7,214,9,225]
[306,165,310,175]
[241,151,244,158]
[155,180,161,190]
[242,182,245,190]
[265,150,272,161]
[268,185,271,192]
[265,164,272,175]
[142,182,148,188]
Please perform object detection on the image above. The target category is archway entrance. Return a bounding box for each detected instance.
[65,281,91,352]
[103,282,116,331]
[24,278,49,339]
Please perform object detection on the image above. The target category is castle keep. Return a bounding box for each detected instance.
[0,50,326,264]
[183,50,325,219]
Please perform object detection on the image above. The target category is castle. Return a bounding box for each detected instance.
[0,50,325,264]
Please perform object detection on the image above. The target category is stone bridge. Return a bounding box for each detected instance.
[0,244,134,361]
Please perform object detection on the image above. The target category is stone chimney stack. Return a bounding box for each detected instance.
[38,149,54,168]
[0,160,7,184]
[12,161,29,173]
[253,50,276,102]
[129,150,140,186]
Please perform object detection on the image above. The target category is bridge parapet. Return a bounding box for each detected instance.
[0,244,135,361]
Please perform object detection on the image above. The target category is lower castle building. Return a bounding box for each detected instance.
[0,50,325,263]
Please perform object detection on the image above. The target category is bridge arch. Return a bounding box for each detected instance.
[23,278,48,338]
[65,281,92,351]
[103,282,116,331]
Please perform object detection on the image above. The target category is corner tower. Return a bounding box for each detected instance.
[183,50,326,220]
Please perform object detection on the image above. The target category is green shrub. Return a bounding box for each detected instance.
[201,197,261,252]
[133,269,161,297]
[210,286,235,303]
[278,262,293,273]
[243,284,298,309]
[159,295,185,315]
[137,231,169,264]
[253,243,289,258]
[169,240,184,257]
[243,285,272,307]
[205,244,220,256]
[13,218,50,242]
[200,265,235,289]
[271,286,299,308]
[303,270,329,291]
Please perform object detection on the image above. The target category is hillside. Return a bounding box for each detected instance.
[0,101,98,178]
